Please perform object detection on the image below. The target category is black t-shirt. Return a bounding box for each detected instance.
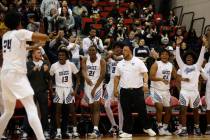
[133,46,150,58]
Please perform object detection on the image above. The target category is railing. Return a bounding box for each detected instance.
[172,6,183,25]
[192,17,205,37]
[180,12,195,31]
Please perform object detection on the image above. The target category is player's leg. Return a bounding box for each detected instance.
[89,101,100,138]
[178,91,189,136]
[104,99,118,133]
[162,92,172,135]
[53,87,64,139]
[0,95,16,138]
[20,95,45,140]
[118,100,124,134]
[69,102,79,137]
[205,92,210,134]
[191,93,201,136]
[0,75,16,138]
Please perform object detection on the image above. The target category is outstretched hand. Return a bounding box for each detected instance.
[176,36,183,46]
[202,35,208,47]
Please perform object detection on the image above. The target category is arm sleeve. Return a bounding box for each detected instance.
[139,59,148,73]
[15,29,33,41]
[49,65,55,76]
[115,63,121,76]
[196,46,206,69]
[175,46,185,69]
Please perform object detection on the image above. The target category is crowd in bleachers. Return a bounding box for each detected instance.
[1,0,210,139]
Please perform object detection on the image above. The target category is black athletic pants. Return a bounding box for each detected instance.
[120,87,151,134]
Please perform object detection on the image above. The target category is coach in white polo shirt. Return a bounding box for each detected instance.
[114,44,156,138]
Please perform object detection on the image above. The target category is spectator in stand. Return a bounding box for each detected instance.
[82,28,104,55]
[57,6,75,36]
[58,0,72,15]
[104,17,116,39]
[40,0,60,33]
[73,1,88,34]
[27,14,40,32]
[47,8,59,34]
[124,1,139,18]
[49,29,69,63]
[167,10,178,26]
[133,38,150,62]
[67,35,81,70]
[123,31,139,48]
[89,2,100,19]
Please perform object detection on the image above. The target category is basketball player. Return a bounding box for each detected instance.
[150,49,177,135]
[104,43,124,134]
[175,36,208,136]
[82,45,106,138]
[0,11,48,140]
[50,46,80,139]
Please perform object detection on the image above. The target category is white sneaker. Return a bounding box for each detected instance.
[55,133,62,139]
[65,132,72,137]
[44,131,50,139]
[72,132,79,137]
[119,130,124,135]
[143,128,156,136]
[119,132,132,138]
[159,127,172,136]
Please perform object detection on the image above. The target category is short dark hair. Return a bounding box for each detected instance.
[58,45,70,59]
[160,48,170,56]
[123,43,134,53]
[183,50,197,64]
[4,10,21,30]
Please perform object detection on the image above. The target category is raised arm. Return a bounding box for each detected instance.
[196,35,208,68]
[175,37,185,69]
[32,32,49,42]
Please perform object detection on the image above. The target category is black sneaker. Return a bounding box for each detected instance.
[89,129,100,139]
[178,129,188,136]
[194,127,202,136]
[109,125,119,134]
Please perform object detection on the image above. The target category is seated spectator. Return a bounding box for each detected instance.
[124,1,139,18]
[27,14,40,32]
[58,0,72,15]
[89,2,100,19]
[133,38,150,62]
[57,6,75,36]
[167,10,178,26]
[47,8,59,33]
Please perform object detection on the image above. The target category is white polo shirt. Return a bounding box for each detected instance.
[115,56,148,88]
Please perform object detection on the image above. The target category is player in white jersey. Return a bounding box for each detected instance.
[0,11,48,140]
[175,36,208,136]
[50,47,80,139]
[82,45,106,138]
[150,49,177,136]
[104,43,124,135]
[200,62,210,134]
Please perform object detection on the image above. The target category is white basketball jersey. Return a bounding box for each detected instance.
[2,29,33,74]
[151,61,173,90]
[109,59,118,79]
[178,64,200,91]
[86,56,101,85]
[204,62,210,91]
[50,60,79,87]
